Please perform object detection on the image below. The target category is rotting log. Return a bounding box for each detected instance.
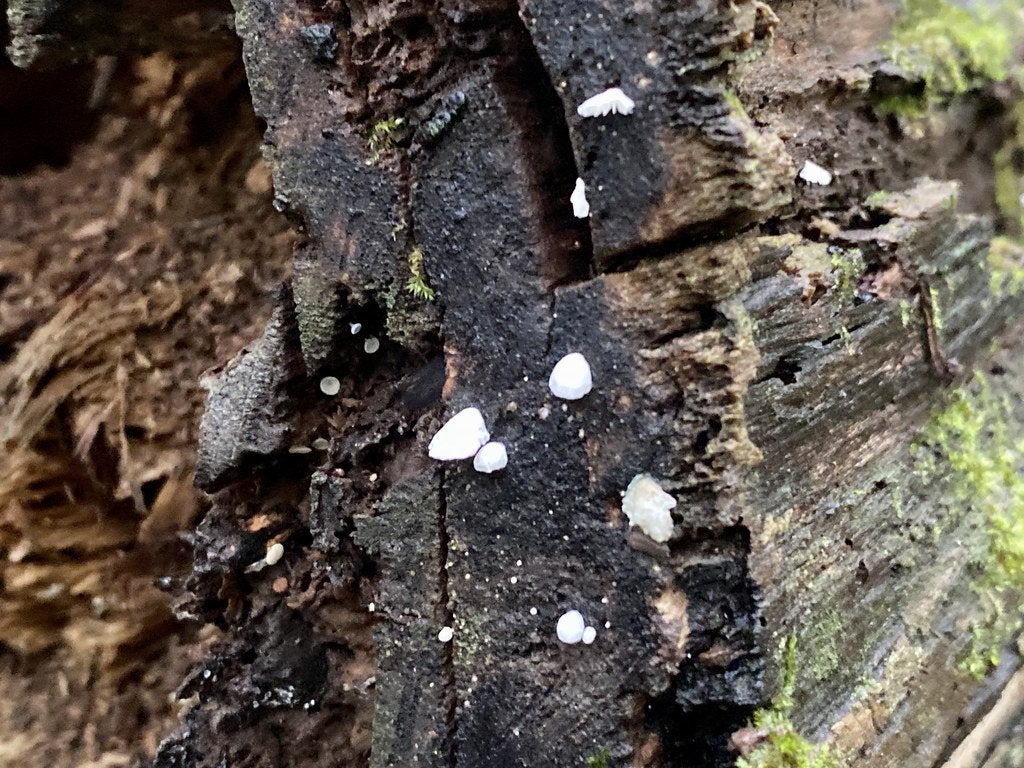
[5,0,1017,767]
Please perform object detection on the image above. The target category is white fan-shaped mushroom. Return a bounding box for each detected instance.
[582,626,597,645]
[438,626,454,643]
[428,407,490,461]
[570,178,590,218]
[556,610,586,644]
[548,353,593,400]
[473,441,508,473]
[576,87,635,117]
[799,160,833,186]
[621,473,677,543]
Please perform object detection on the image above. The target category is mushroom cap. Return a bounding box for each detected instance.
[582,626,597,645]
[437,626,454,643]
[576,87,636,117]
[265,542,285,565]
[556,610,586,644]
[799,159,833,186]
[428,407,491,461]
[570,177,590,218]
[319,376,341,396]
[473,441,508,473]
[549,353,593,400]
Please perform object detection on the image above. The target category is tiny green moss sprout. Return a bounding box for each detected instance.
[723,89,747,117]
[838,325,853,354]
[919,374,1024,678]
[736,636,840,768]
[865,190,894,209]
[367,117,404,165]
[586,748,611,768]
[830,249,866,305]
[884,0,1013,102]
[406,274,435,301]
[405,246,435,301]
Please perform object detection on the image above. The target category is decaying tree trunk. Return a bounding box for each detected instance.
[3,1,1024,767]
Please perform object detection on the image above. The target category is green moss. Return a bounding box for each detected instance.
[918,374,1024,677]
[830,249,866,305]
[884,0,1014,103]
[586,748,611,768]
[875,93,929,119]
[994,146,1022,230]
[405,246,435,301]
[994,99,1024,239]
[865,190,895,209]
[892,483,905,520]
[723,89,747,117]
[989,236,1024,297]
[736,637,841,768]
[838,325,852,353]
[803,610,843,683]
[366,117,404,165]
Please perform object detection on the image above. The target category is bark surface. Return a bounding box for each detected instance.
[2,1,1024,768]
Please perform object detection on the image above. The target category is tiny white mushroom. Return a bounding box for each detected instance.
[548,352,593,400]
[621,473,677,543]
[312,437,330,450]
[582,626,597,645]
[364,336,381,354]
[350,322,362,334]
[570,178,590,218]
[438,626,454,643]
[473,441,508,473]
[799,160,833,186]
[577,87,636,117]
[319,376,341,396]
[556,609,586,644]
[265,542,285,565]
[428,407,491,461]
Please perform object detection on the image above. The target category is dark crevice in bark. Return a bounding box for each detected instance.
[645,525,763,768]
[437,466,458,768]
[491,4,593,288]
[543,290,556,358]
